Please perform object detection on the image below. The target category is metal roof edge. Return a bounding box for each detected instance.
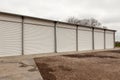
[0,11,116,32]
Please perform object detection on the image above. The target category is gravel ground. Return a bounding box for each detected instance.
[35,50,120,80]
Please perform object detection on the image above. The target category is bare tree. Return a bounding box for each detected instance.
[67,17,80,24]
[66,17,102,27]
[87,18,101,27]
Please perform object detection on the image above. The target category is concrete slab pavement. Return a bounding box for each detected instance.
[0,57,43,80]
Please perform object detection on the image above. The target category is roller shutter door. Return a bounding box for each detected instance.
[78,27,92,51]
[57,27,76,52]
[24,24,54,54]
[106,31,114,48]
[94,29,104,49]
[0,21,22,56]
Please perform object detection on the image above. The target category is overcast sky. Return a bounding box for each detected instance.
[0,0,120,41]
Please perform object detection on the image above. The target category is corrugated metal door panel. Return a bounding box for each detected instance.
[106,33,114,48]
[24,24,54,54]
[94,31,104,49]
[78,30,92,51]
[57,27,76,52]
[0,21,22,56]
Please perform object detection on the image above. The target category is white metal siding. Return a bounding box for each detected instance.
[0,21,22,56]
[57,23,76,29]
[0,12,116,57]
[94,30,104,49]
[106,31,114,48]
[78,29,92,51]
[24,17,54,26]
[57,27,76,52]
[24,24,54,54]
[0,13,22,22]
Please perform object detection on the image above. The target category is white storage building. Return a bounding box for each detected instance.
[0,12,116,57]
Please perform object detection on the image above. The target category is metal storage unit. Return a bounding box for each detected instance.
[78,27,92,51]
[94,29,104,49]
[105,31,114,48]
[0,12,116,57]
[24,17,55,54]
[0,13,22,56]
[56,23,76,52]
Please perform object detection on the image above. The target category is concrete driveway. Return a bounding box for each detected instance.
[0,55,43,80]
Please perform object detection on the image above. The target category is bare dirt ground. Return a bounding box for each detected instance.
[34,50,120,80]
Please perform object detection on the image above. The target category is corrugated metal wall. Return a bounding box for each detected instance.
[0,13,115,56]
[56,23,76,52]
[106,31,114,48]
[24,24,55,54]
[78,27,92,51]
[94,29,104,49]
[0,13,22,56]
[24,17,55,54]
